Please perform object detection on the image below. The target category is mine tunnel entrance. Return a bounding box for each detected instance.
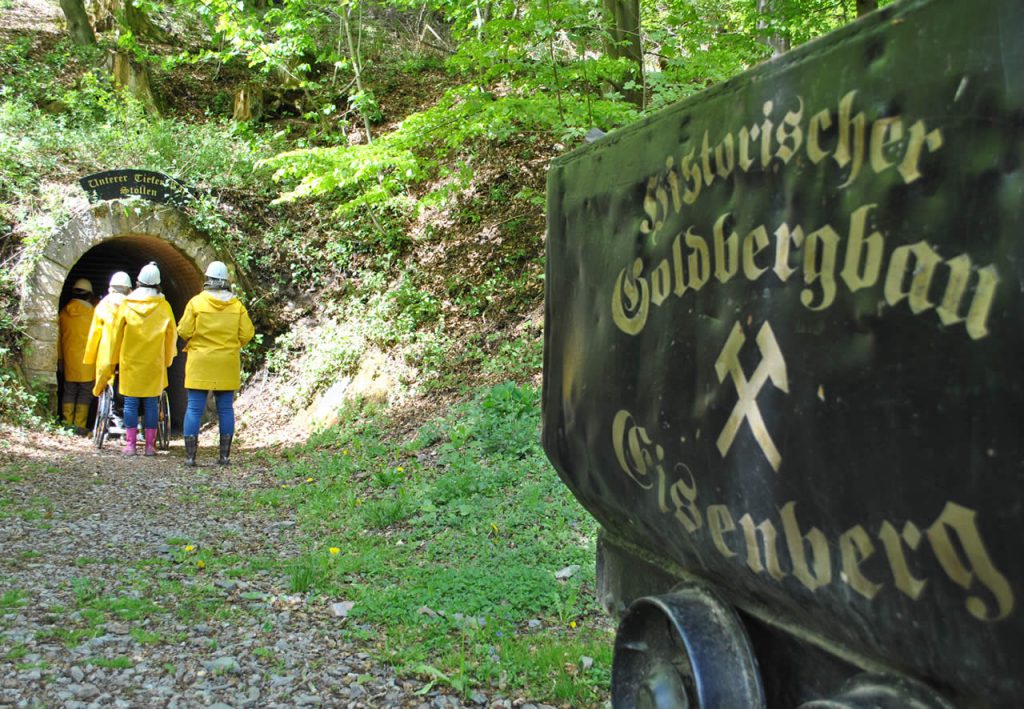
[60,235,204,432]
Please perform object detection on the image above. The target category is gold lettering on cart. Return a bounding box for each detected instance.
[612,87,1001,341]
[715,322,789,472]
[610,409,1016,622]
[610,206,999,340]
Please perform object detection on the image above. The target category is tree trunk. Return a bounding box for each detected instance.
[119,0,169,42]
[600,0,643,106]
[87,0,116,32]
[106,50,160,115]
[856,0,878,17]
[756,0,790,57]
[233,84,264,122]
[343,6,374,145]
[60,0,97,45]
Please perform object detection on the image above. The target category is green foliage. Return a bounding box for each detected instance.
[171,0,387,130]
[0,360,45,428]
[0,36,100,107]
[260,137,422,211]
[0,68,279,213]
[0,270,46,427]
[260,84,638,211]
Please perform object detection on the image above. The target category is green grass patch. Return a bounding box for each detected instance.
[88,656,134,669]
[256,382,611,705]
[0,588,27,611]
[35,626,104,647]
[3,644,28,661]
[73,556,104,567]
[129,628,164,645]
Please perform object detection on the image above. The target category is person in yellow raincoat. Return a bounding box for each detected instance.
[99,262,177,457]
[58,278,96,434]
[83,271,133,432]
[177,261,254,467]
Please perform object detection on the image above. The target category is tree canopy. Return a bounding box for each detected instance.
[54,0,889,212]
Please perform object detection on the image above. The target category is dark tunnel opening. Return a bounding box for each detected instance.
[59,235,204,432]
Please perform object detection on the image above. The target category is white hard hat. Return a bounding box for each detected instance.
[73,278,93,294]
[138,262,161,286]
[109,271,132,289]
[205,261,229,281]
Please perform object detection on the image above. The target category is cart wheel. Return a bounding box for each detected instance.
[93,387,111,449]
[612,584,764,709]
[797,673,954,709]
[157,390,171,450]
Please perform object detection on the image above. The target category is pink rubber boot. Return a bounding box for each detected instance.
[123,427,138,456]
[144,428,157,457]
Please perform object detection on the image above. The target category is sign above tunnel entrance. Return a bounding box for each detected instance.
[79,169,194,206]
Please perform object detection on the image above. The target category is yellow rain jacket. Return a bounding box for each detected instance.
[99,293,177,398]
[177,290,255,391]
[82,292,126,388]
[58,298,96,383]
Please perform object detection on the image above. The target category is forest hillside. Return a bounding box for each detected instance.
[0,0,885,705]
[0,0,883,434]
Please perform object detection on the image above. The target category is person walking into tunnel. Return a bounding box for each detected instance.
[101,262,177,457]
[177,261,254,467]
[84,271,133,432]
[58,278,96,434]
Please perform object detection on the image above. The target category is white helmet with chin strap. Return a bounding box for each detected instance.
[205,261,229,281]
[138,262,161,287]
[72,278,93,296]
[204,260,230,290]
[109,271,132,292]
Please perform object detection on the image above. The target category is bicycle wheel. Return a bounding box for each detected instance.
[157,390,171,450]
[93,386,111,449]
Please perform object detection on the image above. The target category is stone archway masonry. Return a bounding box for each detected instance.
[18,199,224,403]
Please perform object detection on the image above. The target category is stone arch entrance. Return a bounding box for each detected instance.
[19,200,237,430]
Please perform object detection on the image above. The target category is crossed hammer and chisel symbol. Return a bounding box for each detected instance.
[714,321,789,472]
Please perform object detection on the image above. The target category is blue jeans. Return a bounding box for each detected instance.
[184,389,234,437]
[124,396,158,429]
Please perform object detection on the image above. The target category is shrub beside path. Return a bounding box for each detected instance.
[0,427,540,709]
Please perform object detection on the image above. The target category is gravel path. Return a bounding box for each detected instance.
[0,427,549,709]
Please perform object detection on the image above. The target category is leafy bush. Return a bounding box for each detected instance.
[259,85,638,212]
[0,272,46,427]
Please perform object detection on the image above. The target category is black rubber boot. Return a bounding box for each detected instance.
[218,434,233,466]
[184,436,198,467]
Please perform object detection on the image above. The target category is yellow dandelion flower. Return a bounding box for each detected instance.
[490,523,499,535]
[184,545,195,553]
[396,466,404,473]
[329,547,341,556]
[196,560,205,569]
[569,621,577,629]
[342,449,350,456]
[306,477,314,483]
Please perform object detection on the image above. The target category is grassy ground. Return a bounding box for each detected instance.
[239,383,613,703]
[0,383,613,705]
